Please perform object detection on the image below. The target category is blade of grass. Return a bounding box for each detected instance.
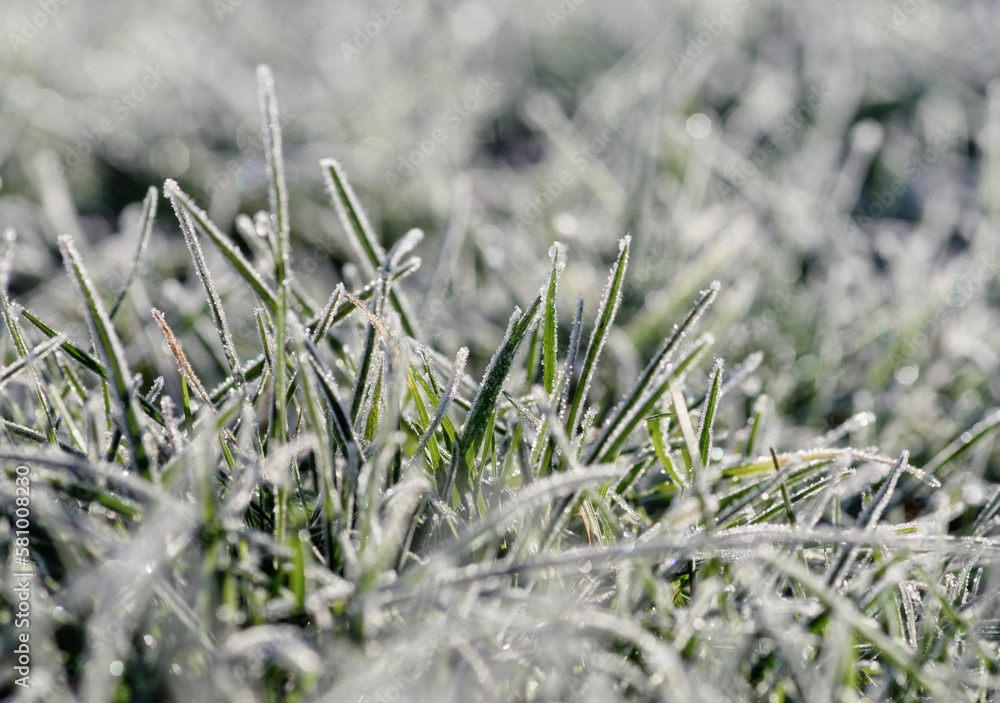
[320,158,419,339]
[109,186,157,320]
[152,309,214,406]
[564,236,630,440]
[58,234,152,478]
[320,157,385,280]
[583,282,719,465]
[404,347,468,476]
[542,243,563,396]
[446,295,542,503]
[257,65,290,249]
[163,180,277,310]
[697,359,724,466]
[167,196,247,396]
[585,331,714,465]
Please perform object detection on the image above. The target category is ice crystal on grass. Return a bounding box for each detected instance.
[1,64,1000,703]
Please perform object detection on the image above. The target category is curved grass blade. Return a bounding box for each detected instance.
[583,281,719,465]
[564,236,630,440]
[542,243,563,396]
[320,157,385,280]
[163,180,277,310]
[167,198,246,396]
[257,65,290,248]
[20,307,164,426]
[109,186,157,320]
[58,234,152,478]
[446,295,542,502]
[697,358,724,466]
[404,347,468,476]
[320,158,418,338]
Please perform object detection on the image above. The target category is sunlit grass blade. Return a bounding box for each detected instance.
[167,196,246,396]
[446,295,542,503]
[163,179,278,310]
[742,394,770,457]
[311,284,345,343]
[647,415,686,488]
[109,186,157,320]
[320,157,385,280]
[152,309,213,405]
[404,347,468,476]
[583,282,719,465]
[669,380,699,480]
[257,65,290,247]
[564,236,629,440]
[58,234,152,477]
[542,243,563,396]
[697,359,724,466]
[584,332,714,465]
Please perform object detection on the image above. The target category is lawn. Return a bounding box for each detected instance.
[2,1,1000,701]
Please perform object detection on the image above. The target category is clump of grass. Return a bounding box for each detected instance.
[1,66,999,703]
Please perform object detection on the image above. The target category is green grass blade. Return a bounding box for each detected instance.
[647,416,686,488]
[257,65,290,249]
[542,243,563,396]
[697,359,724,466]
[404,347,468,477]
[564,236,630,440]
[304,341,362,480]
[585,332,714,465]
[447,294,542,502]
[320,157,385,280]
[311,284,345,343]
[58,234,152,478]
[167,197,246,395]
[110,186,157,320]
[669,379,699,479]
[163,180,278,310]
[20,307,164,426]
[583,282,719,465]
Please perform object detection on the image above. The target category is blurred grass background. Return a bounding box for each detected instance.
[1,0,997,499]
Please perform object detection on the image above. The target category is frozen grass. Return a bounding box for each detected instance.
[1,66,1000,702]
